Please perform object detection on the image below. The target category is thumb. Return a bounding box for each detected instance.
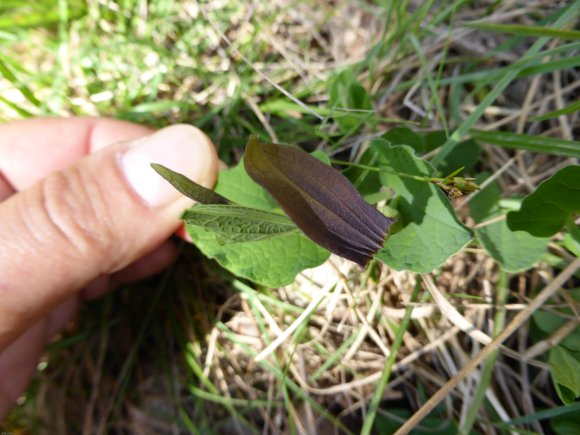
[0,124,218,349]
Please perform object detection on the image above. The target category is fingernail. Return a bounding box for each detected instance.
[121,125,216,207]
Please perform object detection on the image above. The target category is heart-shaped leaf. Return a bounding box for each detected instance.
[507,165,580,237]
[373,140,473,272]
[469,174,549,272]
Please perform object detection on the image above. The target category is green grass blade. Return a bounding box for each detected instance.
[394,42,580,90]
[215,322,355,435]
[463,22,580,40]
[459,270,508,434]
[360,283,419,435]
[309,332,359,381]
[188,386,280,408]
[532,100,580,121]
[409,34,449,133]
[519,55,580,77]
[431,1,580,167]
[185,343,254,432]
[502,401,580,425]
[470,129,580,158]
[0,94,34,117]
[0,57,42,108]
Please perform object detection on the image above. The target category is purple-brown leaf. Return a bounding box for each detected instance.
[243,136,395,268]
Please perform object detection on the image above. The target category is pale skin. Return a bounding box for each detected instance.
[0,117,219,419]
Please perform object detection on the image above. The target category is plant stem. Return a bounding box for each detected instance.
[331,159,435,183]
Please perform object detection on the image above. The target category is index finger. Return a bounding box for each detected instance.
[0,117,153,193]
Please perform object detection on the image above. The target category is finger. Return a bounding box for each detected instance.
[81,240,178,300]
[0,124,218,350]
[0,297,78,420]
[0,171,13,200]
[0,117,152,191]
[113,239,179,284]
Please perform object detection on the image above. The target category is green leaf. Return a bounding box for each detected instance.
[550,345,580,405]
[214,157,278,210]
[563,232,580,257]
[343,140,384,197]
[181,204,298,244]
[382,127,425,153]
[380,128,480,175]
[463,22,580,40]
[185,152,330,287]
[469,174,549,272]
[507,166,580,237]
[532,306,580,352]
[533,100,580,121]
[188,229,329,287]
[151,163,230,205]
[552,417,580,435]
[432,139,480,177]
[328,70,374,134]
[381,128,449,155]
[373,141,473,272]
[476,224,549,272]
[499,403,580,429]
[470,130,580,159]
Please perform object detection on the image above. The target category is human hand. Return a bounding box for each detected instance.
[0,117,218,419]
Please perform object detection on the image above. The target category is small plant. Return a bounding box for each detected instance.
[4,0,579,432]
[153,134,481,286]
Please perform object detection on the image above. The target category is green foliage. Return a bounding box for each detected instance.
[0,0,87,29]
[470,130,580,159]
[185,153,330,287]
[533,100,580,121]
[469,175,549,272]
[462,22,580,40]
[343,139,384,197]
[431,139,480,178]
[549,345,580,405]
[374,140,473,272]
[381,128,480,176]
[328,70,374,134]
[374,408,458,434]
[382,127,451,156]
[4,0,579,432]
[507,166,580,237]
[551,408,580,435]
[151,164,230,205]
[382,127,426,153]
[214,157,278,211]
[182,205,298,244]
[533,306,580,353]
[169,135,478,278]
[430,2,579,168]
[532,289,580,406]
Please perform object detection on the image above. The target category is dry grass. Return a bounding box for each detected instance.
[1,0,579,434]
